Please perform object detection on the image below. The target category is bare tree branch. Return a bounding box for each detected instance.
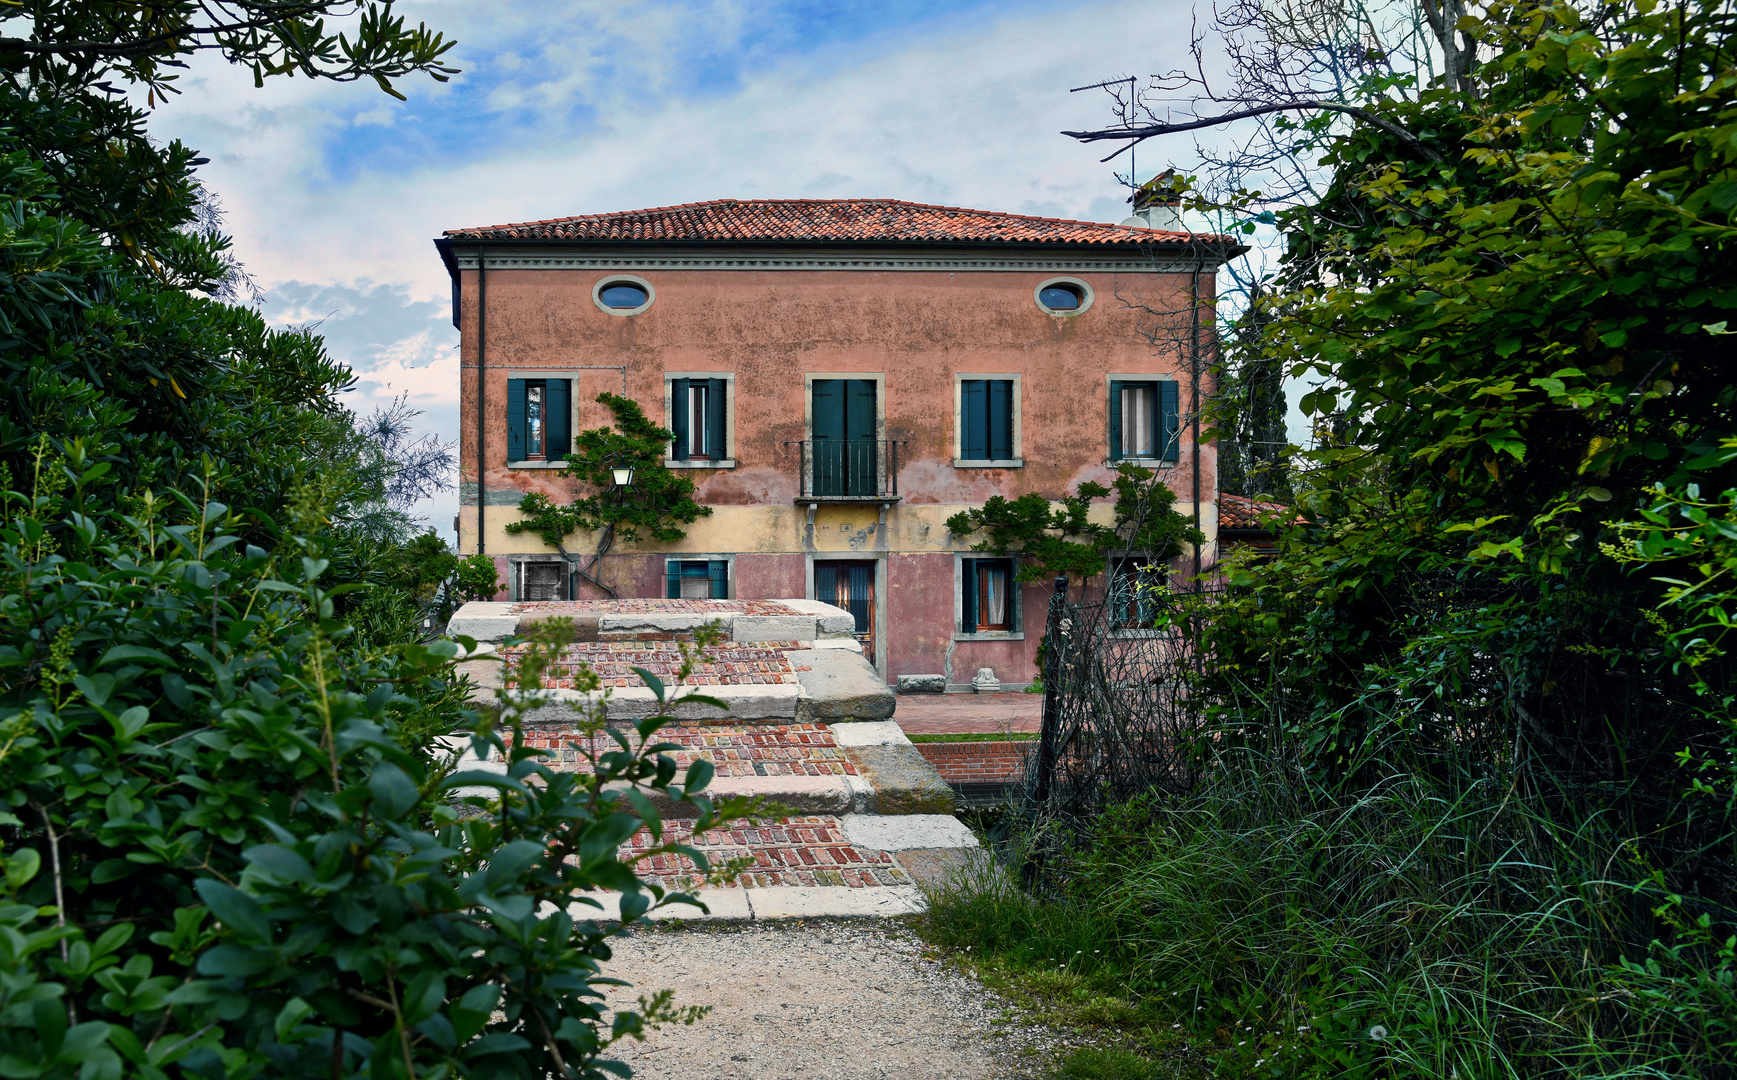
[1064,101,1444,163]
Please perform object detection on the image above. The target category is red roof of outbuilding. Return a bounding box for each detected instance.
[443,198,1221,245]
[1219,493,1297,531]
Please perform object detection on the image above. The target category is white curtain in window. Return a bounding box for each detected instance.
[984,565,1006,626]
[679,575,711,599]
[526,384,545,458]
[689,384,708,457]
[1121,384,1154,457]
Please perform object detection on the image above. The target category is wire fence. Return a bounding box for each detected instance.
[1025,577,1225,824]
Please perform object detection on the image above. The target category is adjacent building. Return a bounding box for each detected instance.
[437,198,1243,689]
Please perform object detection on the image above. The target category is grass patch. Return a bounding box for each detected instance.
[906,731,1038,743]
[915,751,1736,1079]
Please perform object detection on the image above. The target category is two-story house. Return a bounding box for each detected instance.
[436,198,1242,689]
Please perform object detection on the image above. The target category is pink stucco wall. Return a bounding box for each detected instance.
[458,267,1217,504]
[456,259,1221,687]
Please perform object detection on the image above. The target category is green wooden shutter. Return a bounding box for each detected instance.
[666,562,682,598]
[988,380,1013,460]
[845,380,876,439]
[1159,380,1180,461]
[506,379,527,461]
[816,563,838,606]
[960,380,987,459]
[811,380,844,439]
[812,380,844,494]
[706,379,728,459]
[708,560,728,599]
[1107,380,1124,461]
[669,378,690,460]
[961,559,978,631]
[545,378,571,459]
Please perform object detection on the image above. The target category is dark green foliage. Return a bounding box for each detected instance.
[450,554,505,608]
[945,464,1203,587]
[0,2,459,105]
[0,6,728,1078]
[508,393,711,548]
[0,476,751,1078]
[941,4,1737,1078]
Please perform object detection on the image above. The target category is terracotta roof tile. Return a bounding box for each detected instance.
[444,198,1221,245]
[1220,493,1297,531]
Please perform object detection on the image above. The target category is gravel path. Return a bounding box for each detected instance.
[597,919,1054,1080]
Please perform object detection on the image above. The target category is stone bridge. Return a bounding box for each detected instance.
[444,598,981,920]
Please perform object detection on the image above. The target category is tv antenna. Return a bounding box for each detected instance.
[1070,76,1140,198]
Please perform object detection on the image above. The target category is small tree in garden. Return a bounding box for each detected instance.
[509,394,712,597]
[945,463,1204,589]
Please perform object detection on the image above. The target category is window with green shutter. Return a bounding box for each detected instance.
[505,377,571,463]
[960,558,1017,632]
[669,377,729,461]
[1108,379,1180,462]
[666,560,729,599]
[959,379,1014,462]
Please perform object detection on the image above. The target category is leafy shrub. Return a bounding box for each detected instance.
[0,474,755,1079]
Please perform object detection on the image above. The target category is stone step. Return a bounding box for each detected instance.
[449,720,953,817]
[454,633,893,725]
[568,812,982,922]
[448,598,858,646]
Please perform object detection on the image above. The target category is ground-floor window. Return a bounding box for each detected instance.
[667,559,728,599]
[960,557,1017,632]
[516,559,568,602]
[1108,555,1170,630]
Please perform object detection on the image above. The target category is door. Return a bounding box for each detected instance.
[811,379,878,495]
[816,561,875,658]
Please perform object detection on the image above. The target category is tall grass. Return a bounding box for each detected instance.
[923,745,1736,1079]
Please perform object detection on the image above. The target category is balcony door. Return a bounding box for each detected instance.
[811,379,878,496]
[817,561,876,658]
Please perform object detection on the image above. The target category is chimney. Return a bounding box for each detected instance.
[1120,169,1185,231]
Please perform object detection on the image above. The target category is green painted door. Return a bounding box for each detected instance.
[811,379,877,495]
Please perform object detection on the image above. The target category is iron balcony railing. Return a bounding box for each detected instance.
[784,439,905,500]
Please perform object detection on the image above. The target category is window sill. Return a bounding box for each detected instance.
[1107,457,1179,468]
[507,460,568,470]
[952,458,1024,469]
[952,631,1025,642]
[664,459,737,469]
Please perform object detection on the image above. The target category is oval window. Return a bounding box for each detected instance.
[1038,284,1083,310]
[598,282,649,309]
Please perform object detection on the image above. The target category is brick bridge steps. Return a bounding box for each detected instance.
[446,599,981,919]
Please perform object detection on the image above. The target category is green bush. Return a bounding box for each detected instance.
[0,475,756,1079]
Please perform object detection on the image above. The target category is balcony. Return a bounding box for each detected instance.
[785,439,906,503]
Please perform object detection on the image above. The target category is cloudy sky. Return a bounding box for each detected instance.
[143,0,1251,541]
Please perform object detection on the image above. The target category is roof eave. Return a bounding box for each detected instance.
[435,234,1250,262]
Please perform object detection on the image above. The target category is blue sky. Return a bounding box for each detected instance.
[144,0,1245,541]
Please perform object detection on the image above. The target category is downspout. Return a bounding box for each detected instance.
[1190,256,1204,583]
[476,248,487,560]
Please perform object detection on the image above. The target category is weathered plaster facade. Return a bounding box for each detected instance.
[440,200,1242,688]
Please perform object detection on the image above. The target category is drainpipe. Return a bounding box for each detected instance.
[476,248,487,559]
[1190,257,1204,583]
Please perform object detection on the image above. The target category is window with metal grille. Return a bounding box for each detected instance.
[666,560,728,599]
[518,561,567,602]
